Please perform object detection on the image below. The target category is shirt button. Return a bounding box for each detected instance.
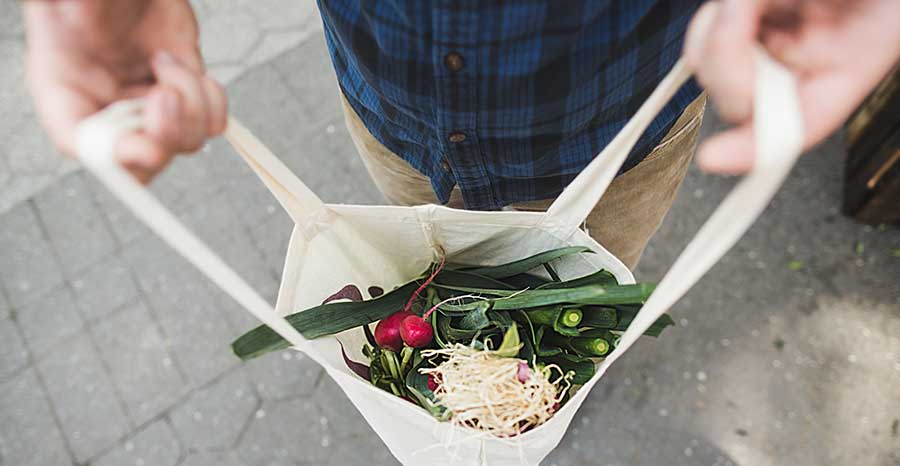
[444,52,465,72]
[448,132,467,143]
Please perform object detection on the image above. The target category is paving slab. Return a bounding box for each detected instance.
[0,315,29,380]
[242,350,323,401]
[0,2,24,38]
[0,292,9,321]
[92,299,186,426]
[170,369,258,450]
[0,202,65,308]
[181,451,243,466]
[33,173,117,277]
[0,368,72,466]
[71,252,141,322]
[236,397,332,465]
[36,333,132,463]
[123,234,241,387]
[16,285,84,358]
[93,419,182,466]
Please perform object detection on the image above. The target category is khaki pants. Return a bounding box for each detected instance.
[341,94,707,269]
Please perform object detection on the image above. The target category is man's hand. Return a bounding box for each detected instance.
[24,0,227,183]
[685,0,900,174]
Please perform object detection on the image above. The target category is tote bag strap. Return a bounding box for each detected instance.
[541,59,694,234]
[581,49,805,388]
[76,101,319,355]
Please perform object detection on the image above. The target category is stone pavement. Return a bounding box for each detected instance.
[0,0,322,215]
[1,3,899,466]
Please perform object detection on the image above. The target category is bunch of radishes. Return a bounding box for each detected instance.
[373,310,434,351]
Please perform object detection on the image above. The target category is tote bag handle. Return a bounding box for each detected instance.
[76,101,321,356]
[548,48,806,383]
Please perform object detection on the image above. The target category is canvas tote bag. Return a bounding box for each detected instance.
[75,46,803,465]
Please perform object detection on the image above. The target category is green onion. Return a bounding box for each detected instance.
[523,306,562,327]
[615,306,675,337]
[232,281,419,360]
[536,269,618,289]
[581,306,617,328]
[543,331,611,357]
[458,246,593,278]
[559,307,583,327]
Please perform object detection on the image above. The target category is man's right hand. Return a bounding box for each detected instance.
[24,0,227,183]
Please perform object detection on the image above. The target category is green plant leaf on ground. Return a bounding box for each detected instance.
[788,260,805,271]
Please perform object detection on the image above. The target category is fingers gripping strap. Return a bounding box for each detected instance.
[585,49,805,380]
[76,102,313,353]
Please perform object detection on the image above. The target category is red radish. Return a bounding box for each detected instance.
[399,315,434,348]
[427,373,440,392]
[374,310,414,352]
[516,362,531,383]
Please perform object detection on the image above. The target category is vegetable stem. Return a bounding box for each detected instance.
[560,307,583,327]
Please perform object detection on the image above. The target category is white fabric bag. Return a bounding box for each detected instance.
[76,48,803,466]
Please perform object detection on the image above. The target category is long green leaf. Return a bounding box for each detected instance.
[434,269,515,290]
[430,283,515,297]
[581,306,618,328]
[491,283,655,309]
[436,283,654,313]
[537,270,618,289]
[615,305,675,337]
[523,306,562,327]
[460,246,593,278]
[501,273,551,289]
[232,281,418,360]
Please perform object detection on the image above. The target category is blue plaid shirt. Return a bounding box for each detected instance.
[317,0,704,210]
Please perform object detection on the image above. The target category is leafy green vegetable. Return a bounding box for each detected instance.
[615,305,675,337]
[456,301,492,330]
[232,281,419,360]
[459,246,593,278]
[543,263,561,282]
[580,306,618,328]
[536,269,618,289]
[523,306,562,327]
[540,354,595,385]
[496,325,522,357]
[500,273,551,289]
[434,269,515,290]
[543,331,611,357]
[405,354,450,420]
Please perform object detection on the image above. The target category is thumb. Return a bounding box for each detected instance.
[685,0,762,123]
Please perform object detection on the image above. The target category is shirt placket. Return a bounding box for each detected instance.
[432,1,497,210]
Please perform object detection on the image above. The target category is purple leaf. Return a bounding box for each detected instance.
[340,342,370,380]
[368,286,384,298]
[323,284,363,304]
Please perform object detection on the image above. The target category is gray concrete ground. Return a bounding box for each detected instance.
[1,3,899,466]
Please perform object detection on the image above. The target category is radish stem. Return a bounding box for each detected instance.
[403,255,446,313]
